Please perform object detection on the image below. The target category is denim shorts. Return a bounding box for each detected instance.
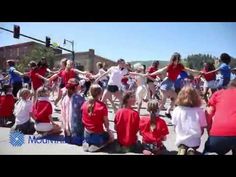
[160,78,175,91]
[84,130,109,146]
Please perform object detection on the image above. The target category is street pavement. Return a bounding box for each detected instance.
[0,96,224,155]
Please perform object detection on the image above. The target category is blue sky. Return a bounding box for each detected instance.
[0,22,236,61]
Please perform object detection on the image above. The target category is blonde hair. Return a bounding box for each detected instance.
[147,100,159,132]
[133,63,144,72]
[87,84,102,116]
[36,86,50,98]
[175,86,202,107]
[18,88,31,99]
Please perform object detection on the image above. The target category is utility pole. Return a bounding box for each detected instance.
[64,39,75,62]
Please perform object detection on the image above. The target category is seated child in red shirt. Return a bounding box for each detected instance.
[139,99,169,155]
[0,84,15,127]
[82,84,114,152]
[33,86,61,136]
[114,91,141,153]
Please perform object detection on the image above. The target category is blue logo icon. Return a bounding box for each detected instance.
[9,131,24,147]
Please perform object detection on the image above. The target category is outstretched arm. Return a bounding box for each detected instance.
[95,69,111,83]
[184,67,201,74]
[149,66,168,76]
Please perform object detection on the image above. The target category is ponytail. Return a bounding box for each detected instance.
[87,84,102,116]
[87,96,95,116]
[147,99,159,132]
[150,111,157,132]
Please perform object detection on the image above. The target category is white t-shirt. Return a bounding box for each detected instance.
[98,68,107,81]
[172,106,207,148]
[14,99,33,125]
[107,66,128,87]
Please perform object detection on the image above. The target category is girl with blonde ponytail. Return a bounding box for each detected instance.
[139,100,169,155]
[81,84,114,152]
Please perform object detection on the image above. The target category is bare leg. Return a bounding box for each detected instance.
[113,91,123,110]
[159,90,168,110]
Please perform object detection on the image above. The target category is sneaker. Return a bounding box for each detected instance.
[88,145,101,152]
[177,148,187,155]
[143,150,153,155]
[187,148,196,155]
[82,142,89,152]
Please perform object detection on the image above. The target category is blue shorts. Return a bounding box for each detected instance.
[160,78,175,91]
[84,130,109,146]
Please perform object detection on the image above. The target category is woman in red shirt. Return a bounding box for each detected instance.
[114,91,141,153]
[147,61,159,99]
[201,62,217,103]
[204,79,236,155]
[139,99,169,155]
[33,86,61,136]
[0,84,15,127]
[81,84,114,152]
[150,52,200,118]
[46,59,90,107]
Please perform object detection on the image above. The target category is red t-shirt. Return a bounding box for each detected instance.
[139,116,169,145]
[29,69,43,90]
[208,89,236,136]
[114,108,140,146]
[121,77,128,84]
[202,69,216,81]
[0,94,14,117]
[82,100,108,133]
[38,66,48,77]
[147,66,158,79]
[167,63,185,81]
[33,100,52,123]
[58,69,76,86]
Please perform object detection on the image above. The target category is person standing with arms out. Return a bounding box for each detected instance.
[200,62,217,103]
[147,61,159,99]
[203,53,232,89]
[149,53,200,118]
[44,59,90,107]
[95,59,129,112]
[91,62,108,89]
[4,60,23,98]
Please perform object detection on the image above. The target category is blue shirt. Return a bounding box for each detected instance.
[8,66,22,84]
[175,71,188,89]
[219,63,231,78]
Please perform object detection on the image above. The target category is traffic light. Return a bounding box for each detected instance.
[46,36,51,47]
[13,25,20,39]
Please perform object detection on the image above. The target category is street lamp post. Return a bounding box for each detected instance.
[64,39,75,62]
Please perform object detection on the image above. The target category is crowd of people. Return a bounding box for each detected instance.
[0,52,236,155]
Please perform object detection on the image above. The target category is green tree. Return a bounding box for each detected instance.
[17,45,57,72]
[183,54,218,70]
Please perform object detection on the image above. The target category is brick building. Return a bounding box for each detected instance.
[55,49,116,73]
[0,42,116,73]
[0,41,62,70]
